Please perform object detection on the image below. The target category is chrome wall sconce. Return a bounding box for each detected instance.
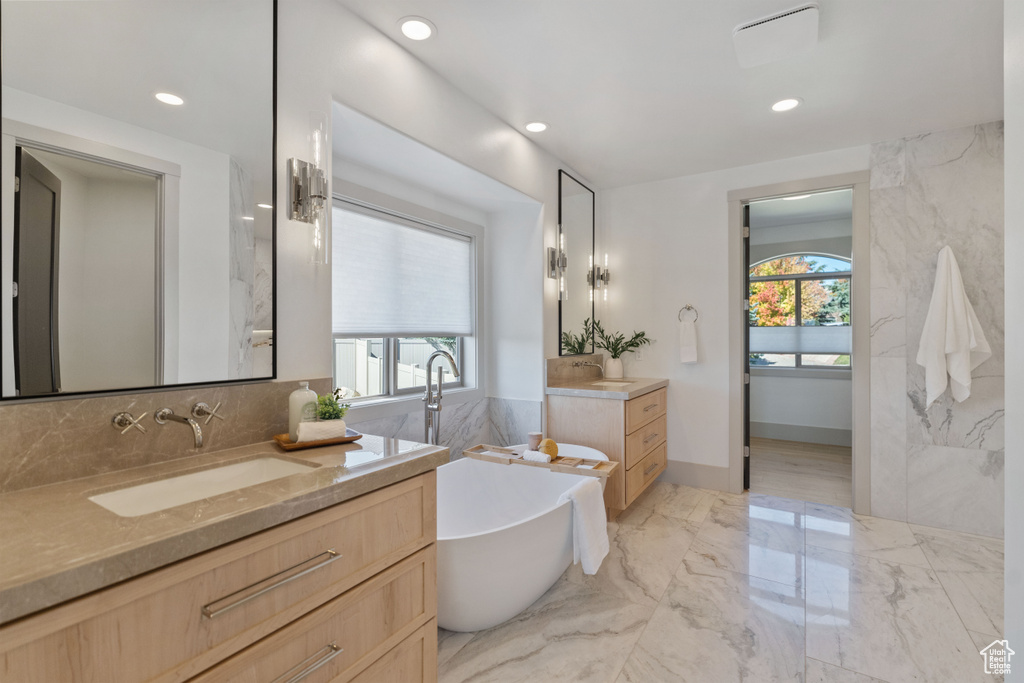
[547,228,568,299]
[588,253,610,301]
[289,112,329,264]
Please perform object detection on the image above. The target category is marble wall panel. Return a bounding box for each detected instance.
[488,398,542,447]
[907,445,1004,537]
[0,378,332,493]
[869,122,1004,536]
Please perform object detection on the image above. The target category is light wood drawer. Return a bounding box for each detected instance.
[0,472,436,683]
[625,443,667,505]
[625,388,666,433]
[349,619,438,683]
[191,546,436,683]
[625,415,667,470]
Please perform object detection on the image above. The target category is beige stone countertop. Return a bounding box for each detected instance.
[0,434,447,625]
[545,377,668,400]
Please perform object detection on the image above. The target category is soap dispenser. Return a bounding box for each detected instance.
[288,381,318,442]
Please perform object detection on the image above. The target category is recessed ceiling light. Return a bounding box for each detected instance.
[399,16,435,40]
[155,92,184,106]
[782,194,811,201]
[525,122,548,133]
[257,203,273,209]
[242,216,255,221]
[771,98,801,112]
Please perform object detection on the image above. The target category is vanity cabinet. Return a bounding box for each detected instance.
[547,387,667,514]
[0,472,437,683]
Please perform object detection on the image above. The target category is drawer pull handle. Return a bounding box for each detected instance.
[202,549,342,619]
[271,642,344,683]
[642,403,658,413]
[644,461,659,476]
[643,433,660,445]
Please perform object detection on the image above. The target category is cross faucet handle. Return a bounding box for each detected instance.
[191,401,225,425]
[112,411,148,435]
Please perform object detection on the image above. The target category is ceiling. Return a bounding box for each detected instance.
[335,0,1004,189]
[749,188,852,229]
[1,1,273,201]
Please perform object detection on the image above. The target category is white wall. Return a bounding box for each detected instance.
[66,177,157,391]
[598,145,870,469]
[2,87,231,383]
[1004,0,1023,671]
[277,0,582,403]
[749,376,852,431]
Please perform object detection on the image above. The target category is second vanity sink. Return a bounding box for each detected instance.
[88,457,317,517]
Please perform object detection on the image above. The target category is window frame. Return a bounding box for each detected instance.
[329,191,483,410]
[748,254,852,372]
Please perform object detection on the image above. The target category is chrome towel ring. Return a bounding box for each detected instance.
[678,304,699,323]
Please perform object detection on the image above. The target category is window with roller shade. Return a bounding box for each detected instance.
[748,254,851,369]
[331,199,474,399]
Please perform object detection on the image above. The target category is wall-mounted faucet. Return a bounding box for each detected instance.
[572,360,605,377]
[154,408,203,448]
[423,350,460,445]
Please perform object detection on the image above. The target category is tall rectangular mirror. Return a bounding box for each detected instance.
[1,0,276,399]
[557,170,595,355]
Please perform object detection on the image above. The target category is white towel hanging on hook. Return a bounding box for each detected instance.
[916,246,991,407]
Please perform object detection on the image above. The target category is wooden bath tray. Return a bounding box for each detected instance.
[462,444,619,480]
[273,428,363,451]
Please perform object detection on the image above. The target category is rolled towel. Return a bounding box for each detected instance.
[296,420,348,443]
[522,449,551,463]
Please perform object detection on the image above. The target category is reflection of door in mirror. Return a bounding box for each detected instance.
[11,147,160,396]
[13,150,62,394]
[557,170,595,355]
[1,0,275,400]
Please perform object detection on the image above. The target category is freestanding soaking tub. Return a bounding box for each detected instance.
[436,444,608,632]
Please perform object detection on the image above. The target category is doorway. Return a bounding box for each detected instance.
[745,188,853,506]
[727,172,871,514]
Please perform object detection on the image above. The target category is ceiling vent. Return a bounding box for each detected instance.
[733,3,819,68]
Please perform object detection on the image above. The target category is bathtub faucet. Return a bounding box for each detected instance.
[423,350,461,445]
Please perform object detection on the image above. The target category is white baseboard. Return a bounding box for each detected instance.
[659,460,731,492]
[750,422,852,447]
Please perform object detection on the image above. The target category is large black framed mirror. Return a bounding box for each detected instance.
[557,170,595,355]
[1,0,276,399]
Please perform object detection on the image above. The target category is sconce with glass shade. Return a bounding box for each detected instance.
[588,253,610,301]
[289,112,329,264]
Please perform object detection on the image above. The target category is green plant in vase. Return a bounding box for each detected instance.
[561,317,594,355]
[593,319,651,378]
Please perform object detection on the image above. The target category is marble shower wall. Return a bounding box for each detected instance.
[228,159,256,379]
[869,122,1004,537]
[345,397,542,462]
[0,378,333,493]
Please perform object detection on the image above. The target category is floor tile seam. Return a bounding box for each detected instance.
[802,538,933,570]
[908,520,1006,545]
[804,656,895,683]
[804,543,943,578]
[607,591,662,683]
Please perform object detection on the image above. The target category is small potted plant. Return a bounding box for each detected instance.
[295,390,350,443]
[593,319,651,378]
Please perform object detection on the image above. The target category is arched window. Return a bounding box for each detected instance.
[749,254,851,368]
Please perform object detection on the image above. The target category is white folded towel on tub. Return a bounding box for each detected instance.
[522,450,551,463]
[557,478,609,575]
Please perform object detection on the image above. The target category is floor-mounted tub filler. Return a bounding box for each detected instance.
[436,444,608,632]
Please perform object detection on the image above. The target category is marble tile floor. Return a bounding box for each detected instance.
[438,481,1004,683]
[749,437,853,509]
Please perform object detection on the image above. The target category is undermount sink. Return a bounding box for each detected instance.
[88,457,317,517]
[589,380,633,386]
